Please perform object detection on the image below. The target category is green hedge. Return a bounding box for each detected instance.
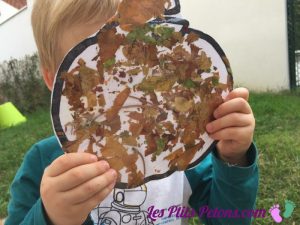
[0,54,50,113]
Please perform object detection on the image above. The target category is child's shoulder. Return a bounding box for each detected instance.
[25,136,64,168]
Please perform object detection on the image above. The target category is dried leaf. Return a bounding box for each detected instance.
[199,51,212,72]
[98,94,106,107]
[128,112,144,121]
[166,140,204,170]
[101,137,142,187]
[106,87,131,121]
[129,122,144,136]
[173,97,194,113]
[122,136,138,146]
[186,32,199,45]
[138,76,177,92]
[98,27,125,62]
[117,0,170,27]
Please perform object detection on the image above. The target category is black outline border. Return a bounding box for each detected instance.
[164,0,181,16]
[51,18,232,189]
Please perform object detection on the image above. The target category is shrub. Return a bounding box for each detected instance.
[0,53,50,112]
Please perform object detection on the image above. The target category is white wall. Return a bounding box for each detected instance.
[0,0,36,62]
[181,0,290,91]
[0,0,290,91]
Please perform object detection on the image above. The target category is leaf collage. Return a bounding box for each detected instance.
[58,0,232,188]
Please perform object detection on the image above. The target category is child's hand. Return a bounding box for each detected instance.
[206,88,255,166]
[40,153,117,225]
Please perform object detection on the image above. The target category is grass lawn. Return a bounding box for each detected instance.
[0,91,299,224]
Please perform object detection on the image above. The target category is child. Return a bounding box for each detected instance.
[5,0,258,225]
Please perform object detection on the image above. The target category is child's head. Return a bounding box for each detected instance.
[31,0,119,89]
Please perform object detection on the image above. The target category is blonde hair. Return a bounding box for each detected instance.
[31,0,119,74]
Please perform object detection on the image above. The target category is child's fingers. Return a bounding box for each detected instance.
[225,87,249,102]
[214,97,252,119]
[45,153,98,177]
[65,169,117,204]
[55,161,110,192]
[83,181,116,212]
[208,126,251,142]
[206,113,251,134]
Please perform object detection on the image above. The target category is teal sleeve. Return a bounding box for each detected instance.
[185,143,259,225]
[4,145,49,225]
[4,138,95,225]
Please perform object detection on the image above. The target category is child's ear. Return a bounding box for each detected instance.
[41,68,54,91]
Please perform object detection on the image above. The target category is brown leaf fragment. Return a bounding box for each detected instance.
[138,76,177,92]
[144,134,158,156]
[101,137,140,182]
[194,94,224,134]
[96,62,105,84]
[64,128,90,153]
[98,27,125,62]
[166,140,205,170]
[172,97,194,113]
[97,94,106,107]
[142,66,150,76]
[172,31,184,43]
[103,115,121,135]
[64,140,81,153]
[186,32,199,45]
[181,121,199,146]
[85,137,95,155]
[128,112,144,121]
[117,0,171,27]
[61,71,84,111]
[162,121,176,135]
[156,111,168,123]
[86,91,97,109]
[128,170,144,188]
[127,67,142,76]
[164,148,184,162]
[123,42,159,68]
[106,87,131,122]
[198,52,212,71]
[149,92,159,105]
[78,61,101,96]
[173,45,191,61]
[122,136,138,146]
[129,122,144,136]
[96,125,105,137]
[190,44,201,58]
[119,71,126,78]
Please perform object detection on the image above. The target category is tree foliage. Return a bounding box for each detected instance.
[0,54,50,112]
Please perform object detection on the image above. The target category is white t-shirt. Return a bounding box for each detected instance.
[91,171,192,225]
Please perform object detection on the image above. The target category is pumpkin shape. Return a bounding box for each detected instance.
[51,0,233,189]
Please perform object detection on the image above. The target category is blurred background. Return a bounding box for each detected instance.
[0,0,299,224]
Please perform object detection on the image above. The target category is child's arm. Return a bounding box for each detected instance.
[5,140,117,225]
[186,88,258,225]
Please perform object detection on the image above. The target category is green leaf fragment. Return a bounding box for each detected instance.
[183,79,197,88]
[154,25,174,39]
[126,24,156,44]
[155,138,167,156]
[212,76,219,86]
[103,58,116,68]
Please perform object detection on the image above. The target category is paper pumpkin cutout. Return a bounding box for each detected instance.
[51,0,233,189]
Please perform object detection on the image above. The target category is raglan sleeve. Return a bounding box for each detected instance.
[185,142,259,225]
[4,142,95,225]
[4,144,50,225]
